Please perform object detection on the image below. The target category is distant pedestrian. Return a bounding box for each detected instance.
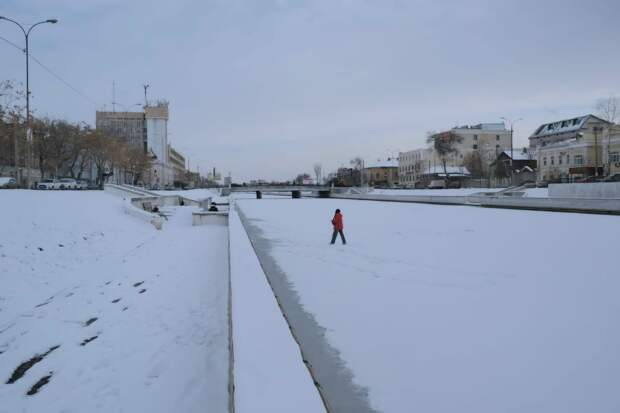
[330,209,346,245]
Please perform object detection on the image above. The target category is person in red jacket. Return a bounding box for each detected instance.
[330,209,346,245]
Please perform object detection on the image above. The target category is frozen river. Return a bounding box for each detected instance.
[236,198,620,413]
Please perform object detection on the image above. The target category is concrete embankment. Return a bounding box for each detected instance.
[330,193,620,215]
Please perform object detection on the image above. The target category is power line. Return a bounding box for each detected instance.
[0,34,100,107]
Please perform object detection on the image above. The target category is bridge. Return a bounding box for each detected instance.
[225,186,333,198]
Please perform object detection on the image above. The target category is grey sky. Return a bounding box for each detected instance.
[2,0,619,181]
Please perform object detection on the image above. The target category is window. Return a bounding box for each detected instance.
[473,135,478,140]
[496,144,500,149]
[559,156,562,165]
[496,135,500,141]
[574,155,584,165]
[473,144,478,149]
[551,156,554,165]
[610,152,620,163]
[543,157,547,166]
[566,154,570,164]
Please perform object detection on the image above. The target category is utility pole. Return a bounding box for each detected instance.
[112,80,116,112]
[501,117,523,186]
[593,126,603,177]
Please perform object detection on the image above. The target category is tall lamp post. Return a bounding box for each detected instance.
[0,16,58,188]
[500,116,522,186]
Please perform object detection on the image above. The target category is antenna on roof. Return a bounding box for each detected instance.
[111,80,117,112]
[143,84,150,107]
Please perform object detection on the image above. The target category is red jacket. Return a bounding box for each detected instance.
[332,212,343,230]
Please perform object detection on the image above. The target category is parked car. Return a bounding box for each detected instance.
[427,179,446,189]
[603,174,620,182]
[76,179,89,190]
[38,179,60,190]
[0,177,17,189]
[57,178,77,190]
[535,181,549,188]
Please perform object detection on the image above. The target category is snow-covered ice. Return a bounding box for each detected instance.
[236,198,620,413]
[0,190,229,413]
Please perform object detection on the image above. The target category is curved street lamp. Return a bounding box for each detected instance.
[0,16,58,188]
[501,116,523,186]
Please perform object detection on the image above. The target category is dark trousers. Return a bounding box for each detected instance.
[331,229,346,244]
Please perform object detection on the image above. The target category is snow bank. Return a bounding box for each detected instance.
[237,198,620,413]
[229,209,324,413]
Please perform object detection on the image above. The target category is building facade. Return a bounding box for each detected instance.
[363,158,399,187]
[167,145,186,185]
[529,115,615,182]
[398,148,430,187]
[437,123,512,168]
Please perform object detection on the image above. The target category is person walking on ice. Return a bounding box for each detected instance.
[330,209,346,245]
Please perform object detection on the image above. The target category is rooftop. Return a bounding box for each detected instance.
[365,158,399,169]
[529,114,610,139]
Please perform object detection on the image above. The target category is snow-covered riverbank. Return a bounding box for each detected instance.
[0,191,229,413]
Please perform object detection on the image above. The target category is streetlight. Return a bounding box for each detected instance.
[0,16,58,188]
[500,116,523,186]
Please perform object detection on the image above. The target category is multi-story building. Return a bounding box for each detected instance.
[96,102,174,187]
[528,114,614,181]
[167,145,186,185]
[433,123,512,168]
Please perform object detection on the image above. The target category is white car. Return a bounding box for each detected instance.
[0,177,17,188]
[76,180,89,190]
[38,179,60,190]
[58,178,78,190]
[427,179,446,189]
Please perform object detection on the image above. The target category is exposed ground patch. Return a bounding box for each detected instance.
[84,317,98,327]
[111,298,121,303]
[133,281,144,287]
[6,345,60,384]
[80,336,98,346]
[27,372,53,395]
[138,289,146,294]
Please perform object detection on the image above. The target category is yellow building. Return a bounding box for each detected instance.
[529,115,616,181]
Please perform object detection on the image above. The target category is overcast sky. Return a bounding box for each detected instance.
[2,0,619,181]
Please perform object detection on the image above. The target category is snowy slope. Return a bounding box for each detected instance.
[237,198,620,413]
[0,191,229,413]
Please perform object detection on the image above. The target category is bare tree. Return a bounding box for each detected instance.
[313,162,322,185]
[462,151,483,177]
[595,95,619,124]
[595,95,619,174]
[427,131,463,180]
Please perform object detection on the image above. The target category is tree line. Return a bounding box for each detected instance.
[0,81,150,187]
